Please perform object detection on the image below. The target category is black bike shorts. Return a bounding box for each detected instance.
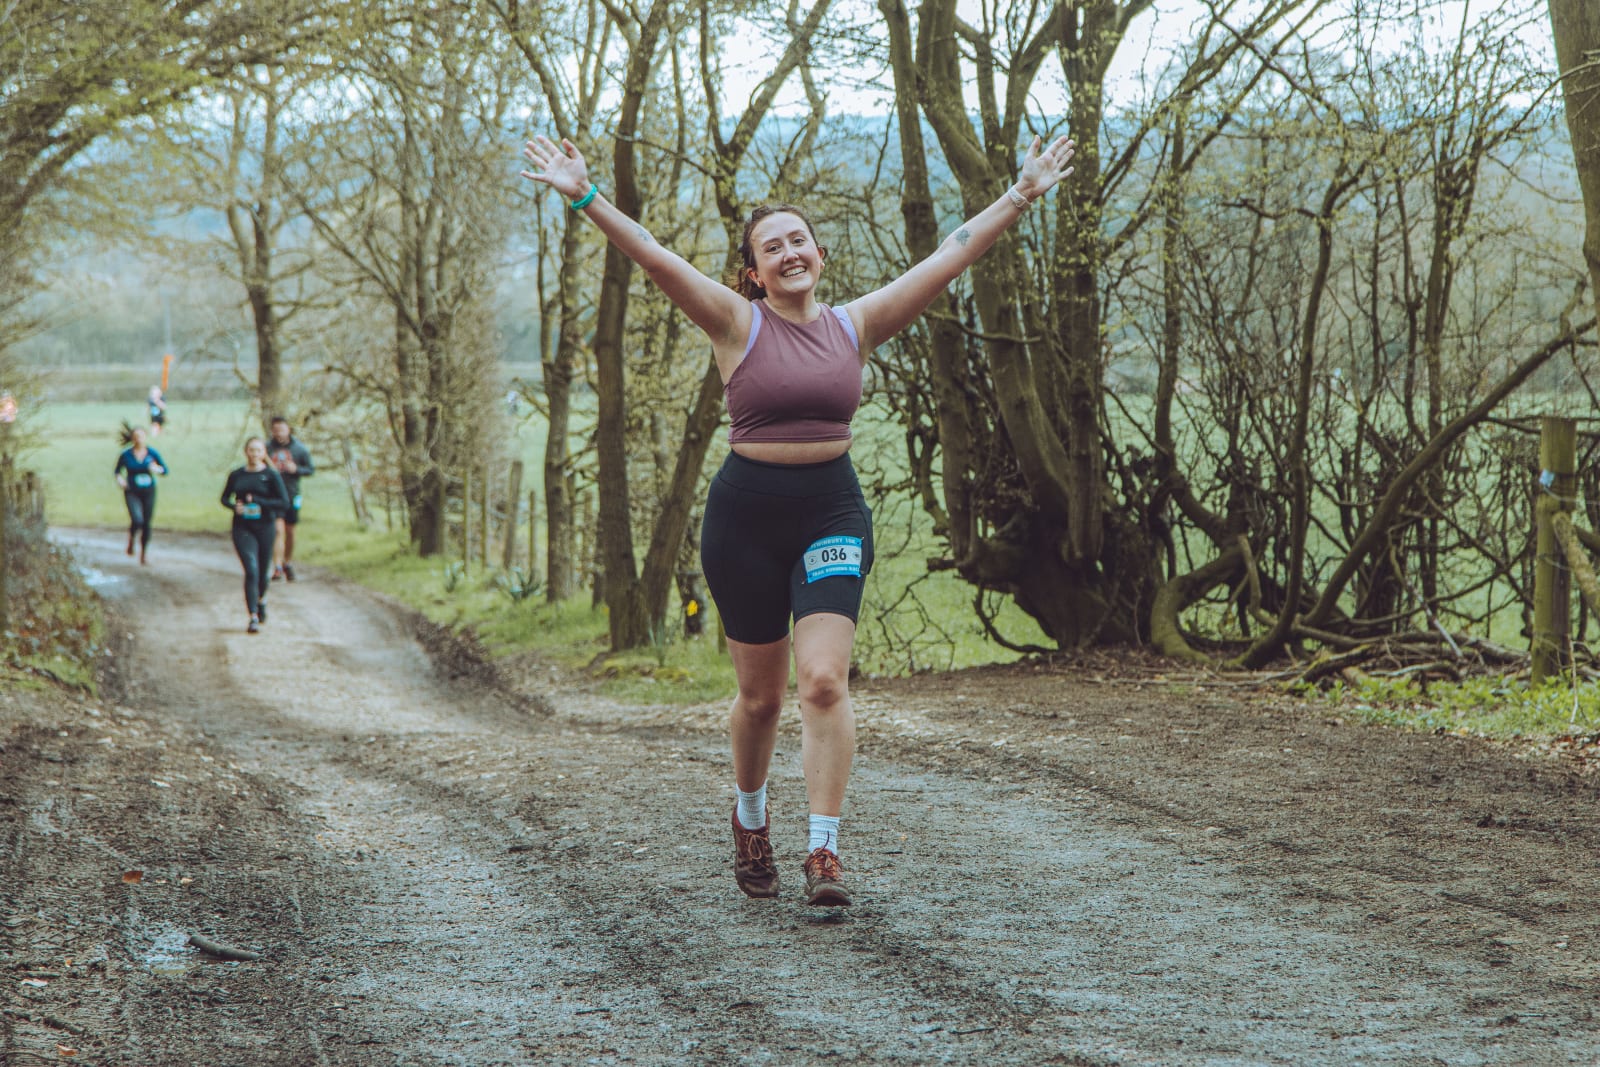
[700,452,874,645]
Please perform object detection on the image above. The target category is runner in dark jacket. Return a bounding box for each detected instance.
[267,415,314,581]
[220,437,290,633]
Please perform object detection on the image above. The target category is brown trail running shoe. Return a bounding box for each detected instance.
[732,808,779,898]
[803,847,851,907]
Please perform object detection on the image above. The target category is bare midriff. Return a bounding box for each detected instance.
[732,438,852,464]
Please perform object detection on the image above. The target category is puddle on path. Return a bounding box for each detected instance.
[142,927,199,976]
[77,566,124,588]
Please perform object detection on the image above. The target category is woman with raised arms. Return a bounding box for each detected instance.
[521,128,1074,906]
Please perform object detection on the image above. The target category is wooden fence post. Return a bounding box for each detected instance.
[478,463,490,568]
[574,490,586,589]
[0,462,8,636]
[1532,415,1577,684]
[341,439,372,526]
[502,461,523,571]
[461,466,472,573]
[527,489,538,577]
[586,492,604,607]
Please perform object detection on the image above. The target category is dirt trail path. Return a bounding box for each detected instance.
[4,529,1600,1065]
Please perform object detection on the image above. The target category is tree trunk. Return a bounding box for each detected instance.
[226,76,284,413]
[591,0,671,650]
[249,281,280,410]
[882,0,977,562]
[636,363,724,636]
[1242,163,1365,668]
[543,213,582,601]
[902,0,1143,646]
[1550,0,1600,300]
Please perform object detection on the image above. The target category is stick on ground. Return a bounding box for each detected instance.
[188,933,262,961]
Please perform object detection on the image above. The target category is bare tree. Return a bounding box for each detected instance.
[879,0,1322,648]
[496,0,612,602]
[871,0,1589,667]
[0,1,312,373]
[293,5,523,555]
[155,58,341,417]
[1147,4,1586,666]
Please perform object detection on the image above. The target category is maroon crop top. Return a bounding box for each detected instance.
[725,301,864,444]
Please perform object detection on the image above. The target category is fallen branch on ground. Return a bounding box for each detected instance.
[188,934,262,962]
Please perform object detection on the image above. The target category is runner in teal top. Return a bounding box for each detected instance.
[113,425,168,565]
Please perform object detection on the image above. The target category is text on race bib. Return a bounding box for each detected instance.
[240,503,262,519]
[803,535,864,584]
[132,473,153,488]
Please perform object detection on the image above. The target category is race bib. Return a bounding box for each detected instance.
[803,535,864,583]
[239,502,262,519]
[292,494,302,509]
[132,472,154,488]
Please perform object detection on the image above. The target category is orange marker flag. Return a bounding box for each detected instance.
[161,353,174,391]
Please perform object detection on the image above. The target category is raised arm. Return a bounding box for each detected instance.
[843,134,1075,354]
[521,136,749,349]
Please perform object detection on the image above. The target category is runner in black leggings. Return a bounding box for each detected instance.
[523,127,1076,906]
[113,425,167,565]
[220,437,290,633]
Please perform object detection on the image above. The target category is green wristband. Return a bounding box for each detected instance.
[570,184,598,211]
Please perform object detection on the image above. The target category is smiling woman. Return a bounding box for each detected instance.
[520,128,1074,909]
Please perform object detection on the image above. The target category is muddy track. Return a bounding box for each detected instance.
[2,528,1599,1065]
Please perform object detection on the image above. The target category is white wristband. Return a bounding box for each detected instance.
[1006,185,1031,211]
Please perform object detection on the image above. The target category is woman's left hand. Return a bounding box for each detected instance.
[1015,134,1076,201]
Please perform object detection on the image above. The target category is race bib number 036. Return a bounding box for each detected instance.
[803,535,864,583]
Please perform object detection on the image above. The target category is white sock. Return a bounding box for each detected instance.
[735,783,767,830]
[808,814,840,856]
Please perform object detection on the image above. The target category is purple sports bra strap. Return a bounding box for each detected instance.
[742,303,856,362]
[742,302,764,360]
[830,305,858,350]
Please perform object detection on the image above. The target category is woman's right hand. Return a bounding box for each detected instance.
[520,136,591,201]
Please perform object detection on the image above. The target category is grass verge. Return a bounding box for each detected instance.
[2,510,104,693]
[1300,672,1600,744]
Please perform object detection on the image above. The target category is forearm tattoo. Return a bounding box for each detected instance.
[954,228,972,246]
[633,225,654,245]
